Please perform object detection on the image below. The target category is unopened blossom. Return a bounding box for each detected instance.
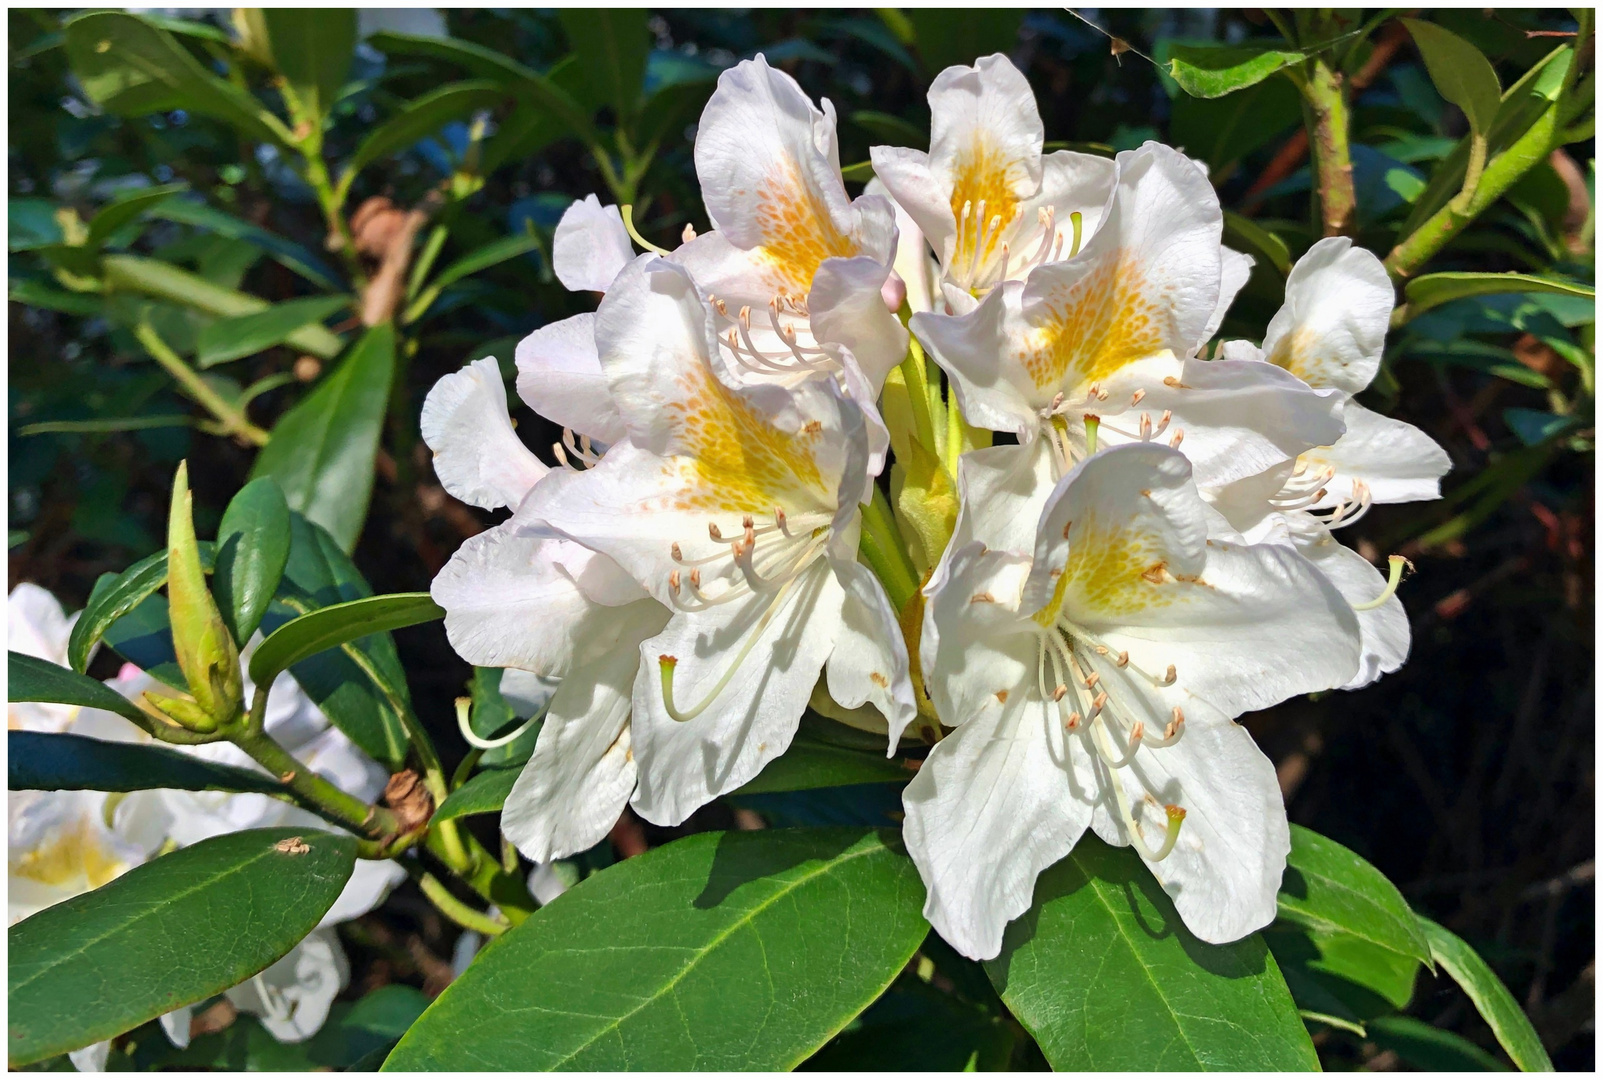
[424,356,669,862]
[871,53,1116,303]
[912,141,1347,491]
[1208,238,1452,688]
[530,255,917,826]
[908,443,1361,960]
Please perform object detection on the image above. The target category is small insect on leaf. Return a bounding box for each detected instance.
[274,836,311,855]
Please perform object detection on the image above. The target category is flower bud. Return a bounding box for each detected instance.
[166,461,243,728]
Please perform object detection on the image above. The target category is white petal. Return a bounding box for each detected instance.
[317,858,405,927]
[630,559,844,826]
[1303,402,1452,508]
[1263,236,1393,396]
[420,357,547,511]
[501,611,666,862]
[8,583,72,666]
[159,1008,193,1050]
[867,174,939,315]
[808,254,909,391]
[553,194,633,293]
[514,312,626,444]
[1299,531,1410,689]
[68,1042,110,1072]
[1200,246,1255,345]
[226,928,348,1043]
[870,146,956,267]
[912,282,1039,438]
[824,557,917,746]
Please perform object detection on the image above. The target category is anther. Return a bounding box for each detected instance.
[671,542,684,562]
[669,569,682,591]
[1161,664,1177,686]
[708,522,723,541]
[1091,691,1109,715]
[1129,721,1144,743]
[1169,428,1185,449]
[1083,672,1100,689]
[682,223,697,243]
[1163,376,1181,388]
[689,568,702,589]
[1116,651,1130,667]
[1051,684,1068,702]
[1131,389,1146,407]
[1150,805,1186,860]
[1065,712,1082,730]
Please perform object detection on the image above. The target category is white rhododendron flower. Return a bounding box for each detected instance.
[531,255,916,826]
[912,141,1348,490]
[6,586,400,1062]
[908,443,1362,960]
[1207,238,1453,688]
[423,356,668,863]
[871,54,1115,303]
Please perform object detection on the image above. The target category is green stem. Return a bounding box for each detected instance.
[415,868,508,937]
[234,695,397,839]
[1300,58,1357,237]
[899,335,940,454]
[134,321,270,446]
[423,827,535,925]
[860,485,921,611]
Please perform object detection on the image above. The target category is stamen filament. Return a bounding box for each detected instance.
[620,204,670,256]
[1353,555,1410,610]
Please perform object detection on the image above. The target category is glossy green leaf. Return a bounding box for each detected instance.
[432,766,520,823]
[1171,76,1301,174]
[403,231,542,324]
[68,544,213,674]
[1403,272,1595,320]
[85,184,187,249]
[1222,210,1293,278]
[249,593,444,689]
[101,255,342,358]
[1420,917,1553,1071]
[8,278,102,316]
[1403,19,1502,135]
[8,651,159,731]
[1365,1014,1506,1071]
[803,976,1017,1071]
[985,835,1318,1071]
[1267,924,1421,1020]
[469,667,543,768]
[195,295,349,369]
[250,324,396,553]
[342,80,507,181]
[907,10,1023,77]
[253,9,356,123]
[61,11,287,147]
[1166,43,1306,99]
[9,731,282,795]
[559,9,649,119]
[734,734,910,795]
[214,478,292,644]
[384,828,929,1070]
[7,828,355,1067]
[1278,825,1432,966]
[150,200,343,291]
[850,110,928,148]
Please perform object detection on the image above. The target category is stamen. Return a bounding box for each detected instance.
[1353,555,1411,611]
[1169,428,1184,449]
[456,694,542,749]
[620,204,669,256]
[682,222,697,243]
[1084,413,1101,455]
[1131,389,1146,407]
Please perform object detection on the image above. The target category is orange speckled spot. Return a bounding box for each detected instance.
[1021,252,1167,391]
[950,138,1023,271]
[1033,514,1178,625]
[663,364,828,513]
[753,159,857,294]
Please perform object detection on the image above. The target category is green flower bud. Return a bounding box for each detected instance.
[166,461,243,727]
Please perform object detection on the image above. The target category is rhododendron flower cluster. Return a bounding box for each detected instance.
[426,52,1448,962]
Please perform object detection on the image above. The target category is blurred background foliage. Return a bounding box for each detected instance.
[7,7,1593,1070]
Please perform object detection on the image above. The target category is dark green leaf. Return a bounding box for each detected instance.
[250,324,396,552]
[906,10,1022,77]
[101,255,343,358]
[1223,210,1293,277]
[469,667,543,768]
[404,232,542,323]
[1171,76,1301,174]
[480,56,591,174]
[68,543,213,674]
[1365,1014,1507,1071]
[1402,18,1502,135]
[256,9,356,122]
[849,110,928,148]
[214,478,292,644]
[1278,825,1432,966]
[734,734,911,795]
[249,593,444,689]
[559,9,649,120]
[1504,407,1581,446]
[8,652,158,732]
[985,835,1318,1070]
[150,200,343,291]
[1166,43,1306,99]
[9,731,282,795]
[432,767,521,823]
[85,184,187,249]
[384,828,929,1070]
[9,198,63,251]
[802,975,1017,1071]
[102,594,185,691]
[8,828,355,1067]
[8,279,102,316]
[194,295,349,369]
[61,11,287,147]
[342,80,507,180]
[1403,272,1595,319]
[1420,917,1553,1071]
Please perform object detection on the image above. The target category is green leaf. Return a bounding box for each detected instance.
[1420,917,1553,1071]
[849,110,929,148]
[254,9,356,123]
[1278,825,1432,966]
[249,593,444,689]
[432,766,520,823]
[1403,272,1595,320]
[9,731,283,795]
[9,651,159,732]
[1503,407,1581,447]
[342,80,507,181]
[68,544,213,674]
[1166,43,1307,99]
[194,295,349,369]
[214,478,292,644]
[907,10,1023,78]
[1365,1014,1507,1071]
[1223,210,1293,277]
[559,9,649,120]
[85,184,187,249]
[101,255,343,358]
[8,278,102,316]
[250,324,396,553]
[1171,76,1302,174]
[150,200,343,291]
[468,667,543,768]
[734,733,911,795]
[404,231,542,323]
[61,11,288,147]
[984,835,1318,1070]
[383,828,928,1070]
[7,827,355,1067]
[1402,19,1502,135]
